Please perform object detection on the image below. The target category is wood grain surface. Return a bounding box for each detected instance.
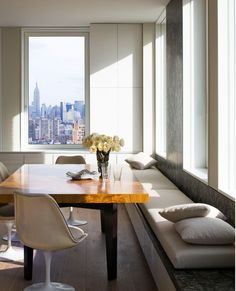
[0,164,149,204]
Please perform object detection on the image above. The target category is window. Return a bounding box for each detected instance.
[218,0,236,197]
[155,11,167,157]
[22,28,88,148]
[183,0,208,181]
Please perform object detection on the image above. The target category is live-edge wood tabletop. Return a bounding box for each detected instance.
[0,164,149,204]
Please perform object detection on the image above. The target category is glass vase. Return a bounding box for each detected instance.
[96,150,110,178]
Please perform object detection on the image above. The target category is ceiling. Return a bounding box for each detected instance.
[0,0,169,27]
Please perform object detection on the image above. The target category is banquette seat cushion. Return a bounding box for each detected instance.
[131,168,235,269]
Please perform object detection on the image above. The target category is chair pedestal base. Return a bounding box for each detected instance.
[67,218,87,226]
[24,282,75,291]
[67,207,87,226]
[0,246,24,262]
[2,231,20,242]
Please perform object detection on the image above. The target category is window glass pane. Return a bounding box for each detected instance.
[155,13,167,157]
[218,0,236,197]
[183,0,208,181]
[28,36,86,145]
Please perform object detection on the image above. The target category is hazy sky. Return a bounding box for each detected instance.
[29,36,85,106]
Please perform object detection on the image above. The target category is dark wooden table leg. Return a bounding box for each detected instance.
[100,209,106,233]
[104,204,117,280]
[24,245,33,280]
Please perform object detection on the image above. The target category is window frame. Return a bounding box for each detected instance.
[21,27,89,150]
[155,10,167,158]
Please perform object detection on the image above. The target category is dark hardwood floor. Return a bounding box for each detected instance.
[0,205,157,291]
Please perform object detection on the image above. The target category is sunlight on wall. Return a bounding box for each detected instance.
[90,54,139,152]
[118,54,133,87]
[143,39,154,155]
[90,62,118,88]
[12,114,21,150]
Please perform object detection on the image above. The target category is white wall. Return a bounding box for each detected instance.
[90,24,143,152]
[1,28,21,151]
[0,24,151,154]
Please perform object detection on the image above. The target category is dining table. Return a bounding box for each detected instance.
[0,163,149,280]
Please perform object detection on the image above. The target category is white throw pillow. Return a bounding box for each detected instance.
[125,152,157,170]
[175,217,235,245]
[158,203,227,222]
[159,203,210,222]
[206,205,227,220]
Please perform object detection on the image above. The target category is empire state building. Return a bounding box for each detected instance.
[33,82,40,117]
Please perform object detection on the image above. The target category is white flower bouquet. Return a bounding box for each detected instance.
[83,133,124,176]
[83,133,124,154]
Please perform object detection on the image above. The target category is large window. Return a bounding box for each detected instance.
[22,29,88,148]
[183,0,208,181]
[155,11,167,157]
[218,0,236,198]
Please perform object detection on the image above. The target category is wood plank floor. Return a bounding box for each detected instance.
[0,205,157,291]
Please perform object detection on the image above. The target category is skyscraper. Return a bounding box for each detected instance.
[33,82,40,117]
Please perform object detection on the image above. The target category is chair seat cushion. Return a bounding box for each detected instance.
[0,203,15,219]
[133,168,178,190]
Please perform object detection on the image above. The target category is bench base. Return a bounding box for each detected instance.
[126,203,235,291]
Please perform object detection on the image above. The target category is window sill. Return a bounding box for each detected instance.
[183,167,208,184]
[218,188,235,201]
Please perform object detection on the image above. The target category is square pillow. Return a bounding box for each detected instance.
[158,203,227,223]
[158,203,209,222]
[175,217,235,245]
[125,152,157,170]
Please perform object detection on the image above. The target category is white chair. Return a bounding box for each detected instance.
[55,155,87,226]
[14,191,88,291]
[0,161,23,262]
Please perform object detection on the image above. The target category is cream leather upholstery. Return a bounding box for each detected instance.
[0,162,23,262]
[0,161,10,182]
[14,192,87,291]
[55,155,86,164]
[55,155,87,227]
[14,192,87,251]
[134,168,235,268]
[0,162,14,220]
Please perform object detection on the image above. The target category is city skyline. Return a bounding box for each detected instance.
[29,83,85,145]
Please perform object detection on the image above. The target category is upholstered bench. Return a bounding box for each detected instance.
[124,165,235,291]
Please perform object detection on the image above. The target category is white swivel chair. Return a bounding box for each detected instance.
[14,191,88,291]
[0,161,23,261]
[55,155,87,226]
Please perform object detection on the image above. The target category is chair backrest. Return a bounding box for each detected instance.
[0,162,9,182]
[55,155,86,164]
[14,192,86,251]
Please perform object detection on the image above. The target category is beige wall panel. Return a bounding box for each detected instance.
[117,88,143,152]
[24,153,53,164]
[90,87,118,135]
[1,28,21,151]
[0,152,24,174]
[117,24,143,88]
[90,24,118,88]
